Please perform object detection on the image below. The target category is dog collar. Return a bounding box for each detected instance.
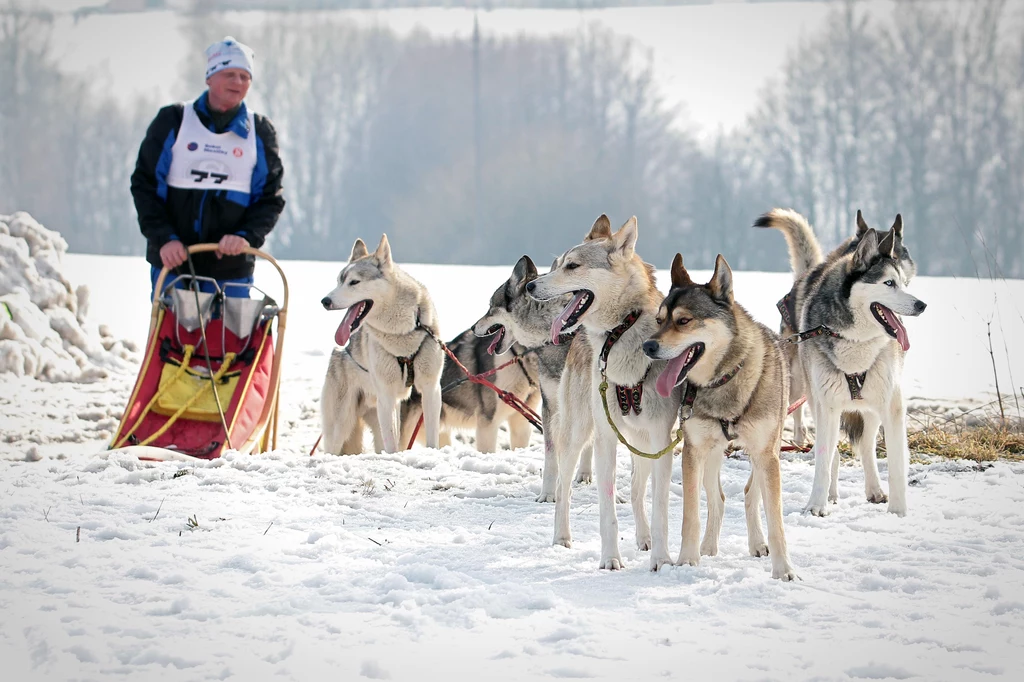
[680,361,744,426]
[599,309,642,364]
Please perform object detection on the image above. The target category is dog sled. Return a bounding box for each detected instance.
[109,244,288,461]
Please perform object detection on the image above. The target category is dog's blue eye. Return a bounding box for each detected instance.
[884,279,896,288]
[676,318,691,326]
[565,263,579,270]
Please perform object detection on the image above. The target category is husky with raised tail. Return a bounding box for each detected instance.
[756,209,926,516]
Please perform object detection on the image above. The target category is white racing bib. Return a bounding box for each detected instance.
[166,100,258,194]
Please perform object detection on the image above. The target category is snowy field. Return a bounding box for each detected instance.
[3,218,1024,680]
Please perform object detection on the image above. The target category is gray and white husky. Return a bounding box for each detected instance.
[759,209,918,446]
[320,235,444,454]
[757,209,926,516]
[471,255,594,502]
[397,325,541,453]
[528,215,682,571]
[644,253,797,580]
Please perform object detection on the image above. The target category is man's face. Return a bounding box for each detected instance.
[206,68,251,112]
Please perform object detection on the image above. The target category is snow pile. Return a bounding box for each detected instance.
[0,212,137,382]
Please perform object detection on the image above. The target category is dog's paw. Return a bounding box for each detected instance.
[636,532,652,552]
[699,539,719,557]
[650,553,673,572]
[574,470,593,485]
[865,488,888,504]
[748,542,769,558]
[805,501,831,517]
[772,565,800,582]
[535,491,556,503]
[553,535,572,548]
[887,500,907,517]
[676,549,701,567]
[600,555,623,571]
[828,491,839,504]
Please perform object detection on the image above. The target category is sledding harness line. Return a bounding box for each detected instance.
[597,310,684,461]
[778,293,867,401]
[680,362,745,441]
[418,318,543,431]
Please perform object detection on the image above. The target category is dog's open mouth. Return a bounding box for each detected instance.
[550,290,593,345]
[655,343,705,397]
[335,300,373,346]
[485,324,505,355]
[871,303,909,351]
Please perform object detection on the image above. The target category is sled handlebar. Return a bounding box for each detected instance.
[151,243,289,312]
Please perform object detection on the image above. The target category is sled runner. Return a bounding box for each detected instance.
[109,244,288,461]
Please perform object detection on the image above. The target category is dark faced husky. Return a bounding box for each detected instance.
[320,235,444,454]
[471,255,595,502]
[757,209,926,516]
[528,215,682,572]
[397,325,541,453]
[643,254,797,581]
[758,209,918,446]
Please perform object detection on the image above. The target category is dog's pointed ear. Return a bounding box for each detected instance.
[878,226,897,259]
[374,234,393,269]
[585,214,613,242]
[350,238,369,261]
[852,229,879,270]
[891,213,903,243]
[707,254,734,303]
[670,253,693,289]
[510,255,538,289]
[611,216,638,258]
[856,209,870,236]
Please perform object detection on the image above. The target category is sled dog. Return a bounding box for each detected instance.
[320,235,444,454]
[528,215,682,571]
[398,325,541,453]
[756,209,926,516]
[644,253,797,580]
[471,255,595,501]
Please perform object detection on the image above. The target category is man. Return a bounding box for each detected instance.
[131,36,285,299]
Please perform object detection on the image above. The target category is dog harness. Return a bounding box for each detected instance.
[598,310,646,416]
[596,310,685,460]
[680,362,745,441]
[778,296,867,401]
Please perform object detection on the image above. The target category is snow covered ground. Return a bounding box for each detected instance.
[2,224,1024,680]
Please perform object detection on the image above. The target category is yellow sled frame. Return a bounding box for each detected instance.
[110,244,289,458]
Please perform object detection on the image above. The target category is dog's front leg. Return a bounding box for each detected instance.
[375,394,400,453]
[592,420,622,570]
[678,441,705,567]
[852,411,887,504]
[882,388,909,516]
[630,455,652,551]
[743,471,768,557]
[647,446,674,572]
[538,399,557,503]
[806,399,842,516]
[420,379,442,450]
[700,450,725,557]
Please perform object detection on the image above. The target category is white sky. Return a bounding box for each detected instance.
[44,2,897,134]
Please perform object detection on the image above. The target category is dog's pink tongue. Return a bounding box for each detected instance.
[656,352,690,398]
[550,292,587,345]
[335,302,365,346]
[487,328,503,355]
[883,307,910,351]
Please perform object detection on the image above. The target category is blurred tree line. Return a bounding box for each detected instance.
[1,0,1021,277]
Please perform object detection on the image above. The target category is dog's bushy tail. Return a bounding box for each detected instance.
[754,208,824,279]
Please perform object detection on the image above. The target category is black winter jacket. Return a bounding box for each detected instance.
[131,94,285,279]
